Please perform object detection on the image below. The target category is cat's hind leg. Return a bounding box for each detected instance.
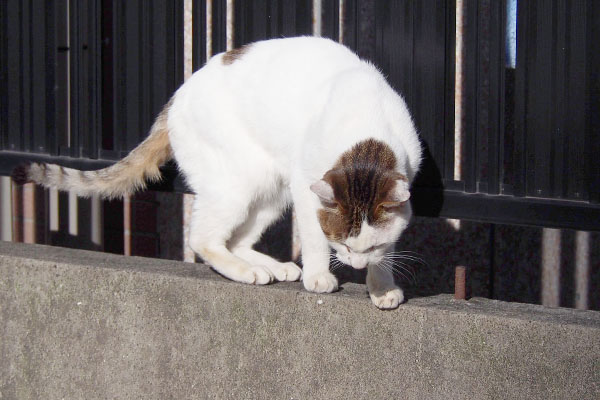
[228,198,302,282]
[188,196,274,285]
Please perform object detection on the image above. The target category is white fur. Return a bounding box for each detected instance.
[167,37,421,308]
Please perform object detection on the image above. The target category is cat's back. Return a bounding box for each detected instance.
[178,37,371,147]
[217,36,362,76]
[171,37,418,179]
[189,36,366,105]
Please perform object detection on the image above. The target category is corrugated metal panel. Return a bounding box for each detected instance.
[1,0,58,155]
[1,0,598,230]
[104,0,184,157]
[233,0,312,46]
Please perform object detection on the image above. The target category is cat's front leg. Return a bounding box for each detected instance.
[299,221,337,293]
[367,264,404,309]
[301,240,338,293]
[292,185,338,293]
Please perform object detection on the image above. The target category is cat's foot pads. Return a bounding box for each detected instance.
[370,288,404,309]
[269,262,302,282]
[303,271,338,293]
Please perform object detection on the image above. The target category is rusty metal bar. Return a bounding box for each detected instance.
[454,265,468,300]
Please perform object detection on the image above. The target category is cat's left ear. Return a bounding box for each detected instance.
[310,180,336,206]
[379,179,411,209]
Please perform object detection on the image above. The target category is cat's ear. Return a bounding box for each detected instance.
[379,179,410,209]
[310,179,337,206]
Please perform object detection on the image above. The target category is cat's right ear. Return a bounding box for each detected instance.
[310,180,337,207]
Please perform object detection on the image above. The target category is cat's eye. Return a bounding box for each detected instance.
[365,243,387,253]
[344,244,352,253]
[365,245,381,253]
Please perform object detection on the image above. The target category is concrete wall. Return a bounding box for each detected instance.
[1,241,598,400]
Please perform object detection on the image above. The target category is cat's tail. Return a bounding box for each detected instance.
[11,99,174,199]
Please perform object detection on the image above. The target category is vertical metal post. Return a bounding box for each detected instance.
[11,183,36,244]
[183,193,195,262]
[313,0,322,36]
[226,0,234,51]
[454,0,464,182]
[0,176,13,241]
[68,191,78,236]
[575,231,590,310]
[454,266,468,300]
[49,188,59,232]
[541,228,561,307]
[90,194,102,248]
[123,195,132,256]
[183,0,195,262]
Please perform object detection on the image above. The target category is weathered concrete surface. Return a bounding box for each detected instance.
[0,241,598,400]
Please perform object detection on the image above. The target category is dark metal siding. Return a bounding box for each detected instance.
[374,0,455,192]
[103,0,183,158]
[1,0,59,156]
[515,0,598,204]
[1,0,599,231]
[451,0,599,230]
[0,0,183,163]
[234,0,312,47]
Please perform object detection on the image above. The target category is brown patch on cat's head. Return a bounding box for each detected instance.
[222,44,252,65]
[316,139,408,241]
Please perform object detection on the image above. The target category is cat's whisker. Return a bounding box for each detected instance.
[380,257,418,285]
[392,250,424,256]
[385,255,420,270]
[297,251,352,272]
[386,253,424,260]
[386,257,426,266]
[387,250,423,255]
[386,253,427,265]
[378,261,412,284]
[385,258,428,272]
[388,257,417,274]
[329,259,348,273]
[387,259,426,273]
[388,250,427,260]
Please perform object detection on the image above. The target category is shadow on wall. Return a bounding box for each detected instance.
[327,215,493,300]
[493,225,600,311]
[322,215,600,311]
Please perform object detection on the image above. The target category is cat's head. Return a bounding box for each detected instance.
[310,139,412,270]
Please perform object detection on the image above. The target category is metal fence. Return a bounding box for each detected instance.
[1,0,599,231]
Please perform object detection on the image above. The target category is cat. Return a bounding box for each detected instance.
[12,37,422,309]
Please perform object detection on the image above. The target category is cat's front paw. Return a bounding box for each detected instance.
[269,262,303,282]
[370,288,404,309]
[303,271,338,293]
[239,266,274,285]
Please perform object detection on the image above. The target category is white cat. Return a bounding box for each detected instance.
[13,37,422,309]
